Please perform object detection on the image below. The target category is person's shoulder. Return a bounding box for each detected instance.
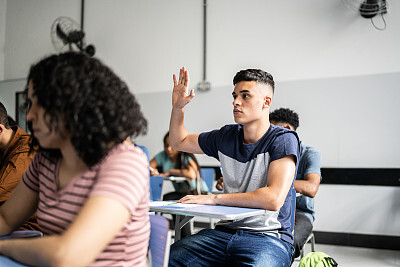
[110,141,144,156]
[99,142,148,170]
[218,124,242,134]
[300,142,321,157]
[301,142,319,153]
[8,126,30,152]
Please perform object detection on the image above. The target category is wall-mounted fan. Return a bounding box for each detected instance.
[341,0,388,30]
[51,16,95,56]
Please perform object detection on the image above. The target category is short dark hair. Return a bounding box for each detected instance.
[0,102,10,128]
[27,52,148,167]
[269,108,299,130]
[233,69,275,93]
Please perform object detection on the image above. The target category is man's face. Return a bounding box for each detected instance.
[232,81,272,125]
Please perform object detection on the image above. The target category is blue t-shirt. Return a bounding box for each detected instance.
[198,123,300,244]
[295,142,322,223]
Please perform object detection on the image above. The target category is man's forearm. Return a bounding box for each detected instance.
[215,188,287,211]
[169,107,188,149]
[294,180,319,198]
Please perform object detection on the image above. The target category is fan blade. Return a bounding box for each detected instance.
[56,24,69,45]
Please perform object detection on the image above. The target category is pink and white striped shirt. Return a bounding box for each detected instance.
[23,142,150,266]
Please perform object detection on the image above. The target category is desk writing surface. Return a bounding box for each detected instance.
[163,176,187,182]
[0,256,26,267]
[149,201,266,220]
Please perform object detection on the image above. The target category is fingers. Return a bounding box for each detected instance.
[173,74,177,87]
[177,195,193,203]
[184,68,190,87]
[177,67,189,86]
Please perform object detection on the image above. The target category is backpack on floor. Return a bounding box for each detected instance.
[299,252,339,267]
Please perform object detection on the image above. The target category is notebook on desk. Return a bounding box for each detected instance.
[0,230,43,240]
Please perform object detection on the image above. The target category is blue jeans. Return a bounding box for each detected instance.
[169,227,294,267]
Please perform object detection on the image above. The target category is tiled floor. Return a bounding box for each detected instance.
[293,244,400,267]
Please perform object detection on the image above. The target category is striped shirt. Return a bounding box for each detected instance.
[23,142,150,266]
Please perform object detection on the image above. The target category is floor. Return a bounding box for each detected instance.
[292,243,400,267]
[159,219,400,267]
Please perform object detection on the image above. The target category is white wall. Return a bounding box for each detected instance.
[315,185,400,236]
[3,0,81,80]
[0,0,6,80]
[1,0,399,238]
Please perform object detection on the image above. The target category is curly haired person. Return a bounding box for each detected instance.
[0,52,149,266]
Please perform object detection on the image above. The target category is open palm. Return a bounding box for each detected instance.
[172,67,195,109]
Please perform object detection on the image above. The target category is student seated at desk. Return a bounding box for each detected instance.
[0,52,150,266]
[150,132,208,238]
[168,67,299,266]
[150,131,207,199]
[0,102,39,231]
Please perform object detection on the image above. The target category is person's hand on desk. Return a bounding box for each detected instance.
[216,177,224,191]
[149,167,160,176]
[178,194,217,205]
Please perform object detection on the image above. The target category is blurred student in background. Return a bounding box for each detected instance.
[0,52,150,266]
[150,132,208,198]
[0,101,38,231]
[270,107,322,259]
[150,131,208,237]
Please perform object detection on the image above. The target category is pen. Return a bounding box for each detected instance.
[149,166,159,175]
[166,202,178,206]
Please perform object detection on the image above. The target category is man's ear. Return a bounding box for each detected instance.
[0,124,4,135]
[263,96,272,109]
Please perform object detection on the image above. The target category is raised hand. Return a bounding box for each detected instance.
[172,67,195,109]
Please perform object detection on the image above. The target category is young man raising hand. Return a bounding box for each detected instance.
[168,67,300,266]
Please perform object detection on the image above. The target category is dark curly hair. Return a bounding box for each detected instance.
[233,69,275,93]
[269,108,299,130]
[26,52,147,167]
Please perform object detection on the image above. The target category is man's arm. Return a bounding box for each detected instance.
[169,67,203,154]
[179,155,296,211]
[294,173,320,198]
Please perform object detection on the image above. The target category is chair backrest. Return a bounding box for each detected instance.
[200,168,215,192]
[149,214,171,267]
[150,176,164,201]
[290,187,296,233]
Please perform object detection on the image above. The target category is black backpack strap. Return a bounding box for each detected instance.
[324,257,338,267]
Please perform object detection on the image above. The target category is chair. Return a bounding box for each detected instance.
[200,168,215,192]
[300,232,315,258]
[148,214,171,267]
[150,176,164,201]
[290,188,296,233]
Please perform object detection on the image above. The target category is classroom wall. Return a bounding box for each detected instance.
[1,0,399,239]
[0,0,6,80]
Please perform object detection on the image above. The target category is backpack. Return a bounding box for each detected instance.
[299,252,339,267]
